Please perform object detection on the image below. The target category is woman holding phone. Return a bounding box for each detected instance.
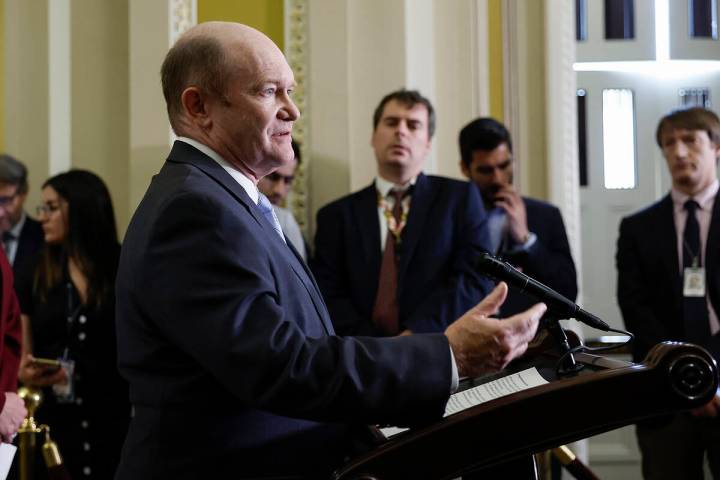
[17,170,129,479]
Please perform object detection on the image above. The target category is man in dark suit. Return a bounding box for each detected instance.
[459,117,577,317]
[313,89,493,337]
[0,154,44,277]
[114,22,546,479]
[616,107,720,479]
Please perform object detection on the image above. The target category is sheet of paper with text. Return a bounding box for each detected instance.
[381,367,548,438]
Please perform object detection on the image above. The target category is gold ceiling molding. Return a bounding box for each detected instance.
[169,0,197,46]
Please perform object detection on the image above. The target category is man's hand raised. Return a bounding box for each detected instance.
[445,282,546,378]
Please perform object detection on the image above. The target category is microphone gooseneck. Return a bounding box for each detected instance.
[477,252,610,332]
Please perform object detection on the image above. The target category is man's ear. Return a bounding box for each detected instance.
[459,160,470,179]
[181,87,212,129]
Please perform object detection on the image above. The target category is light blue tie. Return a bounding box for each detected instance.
[257,193,285,242]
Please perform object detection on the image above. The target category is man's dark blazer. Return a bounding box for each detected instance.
[114,141,453,480]
[499,197,578,317]
[617,193,720,364]
[11,216,43,278]
[312,174,493,336]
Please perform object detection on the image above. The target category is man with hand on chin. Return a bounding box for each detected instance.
[459,117,577,317]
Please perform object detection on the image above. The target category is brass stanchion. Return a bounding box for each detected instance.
[17,387,70,480]
[551,445,600,480]
[18,386,42,480]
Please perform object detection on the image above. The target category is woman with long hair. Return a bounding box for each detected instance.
[17,169,129,479]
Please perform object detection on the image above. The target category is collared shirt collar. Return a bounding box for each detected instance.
[9,212,26,238]
[176,136,259,204]
[375,175,418,196]
[670,179,719,213]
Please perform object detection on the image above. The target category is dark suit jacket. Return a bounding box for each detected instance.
[312,174,493,336]
[616,193,720,363]
[499,197,578,317]
[115,141,453,480]
[12,216,43,279]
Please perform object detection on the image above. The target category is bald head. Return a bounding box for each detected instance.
[161,21,299,182]
[161,22,283,133]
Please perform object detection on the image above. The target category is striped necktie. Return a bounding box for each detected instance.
[257,193,285,242]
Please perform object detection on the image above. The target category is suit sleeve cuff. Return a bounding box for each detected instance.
[507,232,537,253]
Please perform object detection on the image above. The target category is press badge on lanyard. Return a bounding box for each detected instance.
[684,263,706,297]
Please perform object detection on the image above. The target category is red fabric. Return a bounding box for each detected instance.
[0,249,21,412]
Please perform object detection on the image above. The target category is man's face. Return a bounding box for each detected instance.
[207,37,299,180]
[371,100,431,180]
[461,142,514,206]
[0,182,26,233]
[257,157,297,205]
[660,128,719,195]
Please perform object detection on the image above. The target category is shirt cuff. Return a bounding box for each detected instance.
[507,231,537,253]
[449,346,459,393]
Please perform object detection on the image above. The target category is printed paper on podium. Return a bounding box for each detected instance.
[0,443,17,480]
[381,367,548,438]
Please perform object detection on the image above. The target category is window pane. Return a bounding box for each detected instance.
[577,89,589,187]
[679,87,712,108]
[605,0,635,39]
[689,0,718,39]
[576,0,588,41]
[602,89,636,190]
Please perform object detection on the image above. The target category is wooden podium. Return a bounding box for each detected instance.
[333,333,718,480]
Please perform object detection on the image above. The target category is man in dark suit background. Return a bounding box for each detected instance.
[459,117,577,317]
[616,107,720,479]
[0,154,44,277]
[114,22,546,479]
[313,89,493,337]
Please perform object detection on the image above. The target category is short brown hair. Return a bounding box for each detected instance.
[372,89,436,138]
[161,34,231,132]
[655,107,720,147]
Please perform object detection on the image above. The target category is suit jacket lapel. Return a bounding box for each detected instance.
[353,184,382,281]
[705,192,720,317]
[168,141,333,333]
[168,141,269,231]
[657,194,683,304]
[397,173,434,288]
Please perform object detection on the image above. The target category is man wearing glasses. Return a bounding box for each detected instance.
[458,117,577,317]
[0,154,43,277]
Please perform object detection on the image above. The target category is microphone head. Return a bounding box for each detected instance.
[476,252,509,279]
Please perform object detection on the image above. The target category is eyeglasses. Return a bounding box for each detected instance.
[265,172,295,185]
[36,203,61,216]
[0,192,19,206]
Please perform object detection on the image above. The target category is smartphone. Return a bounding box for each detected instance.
[28,357,62,373]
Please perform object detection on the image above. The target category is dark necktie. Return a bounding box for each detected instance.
[682,199,711,342]
[257,193,285,242]
[372,189,406,335]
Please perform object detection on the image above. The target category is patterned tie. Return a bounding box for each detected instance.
[372,189,406,335]
[257,193,285,241]
[682,199,710,342]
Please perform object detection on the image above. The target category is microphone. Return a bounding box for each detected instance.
[477,252,610,331]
